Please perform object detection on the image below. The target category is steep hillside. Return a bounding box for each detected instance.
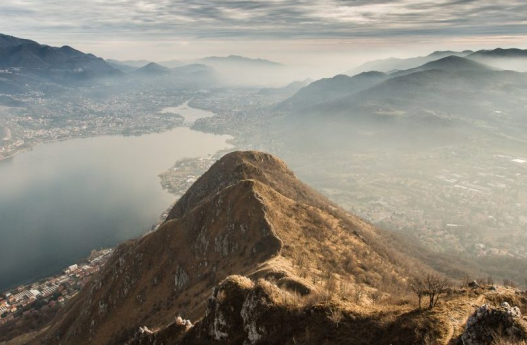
[346,50,472,75]
[33,151,436,345]
[24,151,527,344]
[281,58,527,151]
[390,55,493,77]
[321,67,526,124]
[0,34,117,74]
[278,71,387,111]
[0,33,120,87]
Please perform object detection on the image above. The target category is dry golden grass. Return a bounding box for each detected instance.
[32,151,525,345]
[3,327,47,345]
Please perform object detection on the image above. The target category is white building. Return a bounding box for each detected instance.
[64,264,78,274]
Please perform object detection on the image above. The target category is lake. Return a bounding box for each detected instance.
[161,100,215,123]
[0,127,232,291]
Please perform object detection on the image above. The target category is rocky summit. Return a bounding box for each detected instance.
[31,151,527,345]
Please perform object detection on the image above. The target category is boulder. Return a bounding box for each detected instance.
[461,303,526,345]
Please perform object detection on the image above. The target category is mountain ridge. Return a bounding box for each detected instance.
[0,33,117,72]
[282,54,525,130]
[200,55,283,67]
[277,71,388,111]
[133,62,172,76]
[346,48,527,76]
[32,151,437,344]
[469,48,527,59]
[346,50,472,75]
[20,151,527,344]
[0,33,121,87]
[389,55,494,77]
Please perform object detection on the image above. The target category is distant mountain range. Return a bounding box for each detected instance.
[108,55,283,72]
[346,50,473,75]
[199,55,283,68]
[108,54,286,87]
[281,54,527,150]
[0,34,229,92]
[133,62,172,76]
[347,48,527,75]
[277,71,387,110]
[469,48,527,59]
[390,55,493,77]
[107,59,184,72]
[467,48,527,71]
[124,61,219,89]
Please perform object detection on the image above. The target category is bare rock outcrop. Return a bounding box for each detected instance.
[461,302,527,345]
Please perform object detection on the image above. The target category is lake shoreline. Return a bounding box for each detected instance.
[0,140,236,294]
[0,103,232,292]
[0,99,222,163]
[0,127,190,163]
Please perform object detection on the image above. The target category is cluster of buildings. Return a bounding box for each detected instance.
[328,149,527,258]
[0,249,113,325]
[0,90,201,160]
[159,154,223,198]
[190,89,282,137]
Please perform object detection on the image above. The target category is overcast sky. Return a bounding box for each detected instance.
[2,0,527,69]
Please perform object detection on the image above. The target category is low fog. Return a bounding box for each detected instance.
[2,31,527,288]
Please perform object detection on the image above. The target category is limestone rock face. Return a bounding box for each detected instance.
[184,275,289,345]
[461,303,527,345]
[204,276,254,342]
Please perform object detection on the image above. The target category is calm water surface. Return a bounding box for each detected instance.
[0,127,231,291]
[161,100,215,123]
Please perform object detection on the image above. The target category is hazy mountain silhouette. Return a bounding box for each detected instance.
[468,48,527,71]
[390,55,494,77]
[133,62,172,76]
[346,50,472,75]
[200,55,283,68]
[277,71,388,110]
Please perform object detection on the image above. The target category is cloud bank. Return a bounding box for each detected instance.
[1,0,526,63]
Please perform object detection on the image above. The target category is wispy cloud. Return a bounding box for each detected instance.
[2,0,526,39]
[1,0,526,62]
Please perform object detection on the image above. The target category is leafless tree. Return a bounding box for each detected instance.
[410,274,450,309]
[409,277,426,309]
[425,274,450,308]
